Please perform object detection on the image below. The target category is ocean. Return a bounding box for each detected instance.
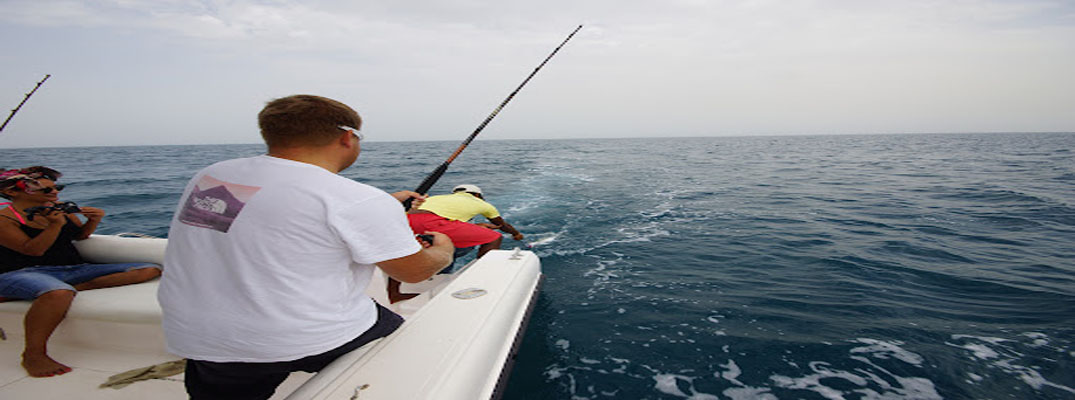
[2,132,1073,399]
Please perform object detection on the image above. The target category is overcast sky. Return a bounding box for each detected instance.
[1,0,1073,148]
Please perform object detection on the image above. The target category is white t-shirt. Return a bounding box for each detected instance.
[159,155,420,362]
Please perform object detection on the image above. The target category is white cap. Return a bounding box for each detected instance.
[452,184,483,195]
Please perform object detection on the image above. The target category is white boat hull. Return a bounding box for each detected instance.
[0,235,542,399]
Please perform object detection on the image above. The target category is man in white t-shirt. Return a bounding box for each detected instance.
[159,94,454,399]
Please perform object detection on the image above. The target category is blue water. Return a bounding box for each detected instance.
[2,133,1073,399]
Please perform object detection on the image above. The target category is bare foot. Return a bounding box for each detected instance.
[22,353,72,377]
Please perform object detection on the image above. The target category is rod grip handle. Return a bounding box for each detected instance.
[403,163,449,210]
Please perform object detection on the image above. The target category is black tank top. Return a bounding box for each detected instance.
[0,219,85,273]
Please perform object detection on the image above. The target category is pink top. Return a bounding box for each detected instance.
[0,202,27,225]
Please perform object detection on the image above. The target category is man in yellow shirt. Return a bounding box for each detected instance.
[388,185,524,303]
[408,184,523,257]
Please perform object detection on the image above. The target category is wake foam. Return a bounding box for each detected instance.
[946,333,1075,395]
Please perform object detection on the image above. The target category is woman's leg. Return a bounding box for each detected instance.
[22,289,76,377]
[72,266,160,291]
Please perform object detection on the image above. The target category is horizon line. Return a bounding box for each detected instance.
[1,131,1072,150]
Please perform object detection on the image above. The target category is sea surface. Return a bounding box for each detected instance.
[2,133,1073,399]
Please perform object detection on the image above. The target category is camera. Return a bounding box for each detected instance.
[24,201,82,216]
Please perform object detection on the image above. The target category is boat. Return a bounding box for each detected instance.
[0,234,543,399]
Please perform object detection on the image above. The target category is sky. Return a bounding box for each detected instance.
[1,0,1073,148]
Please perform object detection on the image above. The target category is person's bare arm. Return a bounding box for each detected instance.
[0,210,65,256]
[487,216,524,241]
[74,206,105,240]
[376,231,454,283]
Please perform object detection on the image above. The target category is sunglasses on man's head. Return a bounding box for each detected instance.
[337,125,364,141]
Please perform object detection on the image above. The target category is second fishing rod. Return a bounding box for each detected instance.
[402,25,583,210]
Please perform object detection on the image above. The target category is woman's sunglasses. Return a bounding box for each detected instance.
[31,184,65,194]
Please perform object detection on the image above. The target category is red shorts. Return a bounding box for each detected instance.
[407,213,501,248]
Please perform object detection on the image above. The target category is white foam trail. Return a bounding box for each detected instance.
[528,231,562,247]
[761,340,942,400]
[770,359,943,400]
[653,374,689,397]
[718,359,744,386]
[850,338,925,366]
[724,387,778,400]
[652,374,720,399]
[946,333,1075,395]
[716,362,779,400]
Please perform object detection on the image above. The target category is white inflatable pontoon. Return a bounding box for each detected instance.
[0,234,542,399]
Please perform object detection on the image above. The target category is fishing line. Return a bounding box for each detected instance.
[402,25,583,210]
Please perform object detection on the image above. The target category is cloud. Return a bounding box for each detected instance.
[1,0,1073,147]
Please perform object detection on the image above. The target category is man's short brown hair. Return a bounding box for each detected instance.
[257,95,362,148]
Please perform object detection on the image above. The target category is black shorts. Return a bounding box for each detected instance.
[184,303,404,400]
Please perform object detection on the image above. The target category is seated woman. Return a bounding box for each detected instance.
[0,166,161,378]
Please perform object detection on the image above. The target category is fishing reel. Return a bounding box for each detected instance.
[24,201,82,216]
[416,234,435,246]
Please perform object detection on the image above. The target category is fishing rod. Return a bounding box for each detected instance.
[402,25,583,210]
[0,74,51,134]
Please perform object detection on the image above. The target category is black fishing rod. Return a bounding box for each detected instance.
[402,25,583,210]
[1,74,51,134]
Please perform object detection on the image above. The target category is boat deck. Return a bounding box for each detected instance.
[0,280,317,399]
[0,239,541,400]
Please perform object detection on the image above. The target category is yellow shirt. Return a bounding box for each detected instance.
[417,192,500,221]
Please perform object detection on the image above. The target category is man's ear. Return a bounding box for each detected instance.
[338,132,354,148]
